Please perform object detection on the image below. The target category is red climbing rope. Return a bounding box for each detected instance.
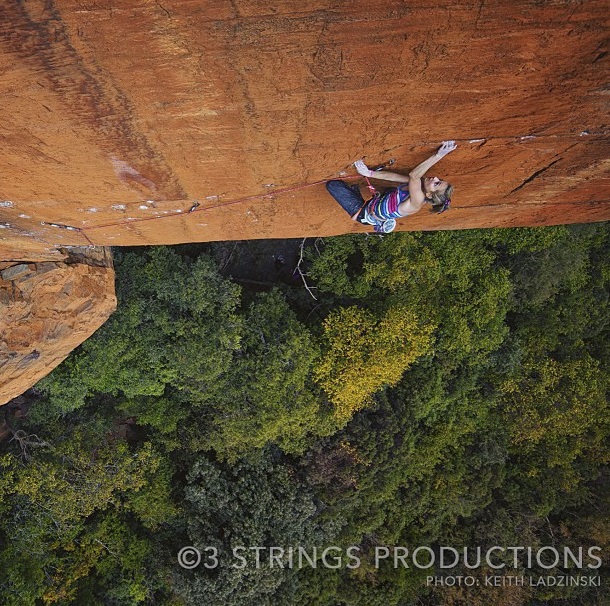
[79,173,366,234]
[364,175,378,196]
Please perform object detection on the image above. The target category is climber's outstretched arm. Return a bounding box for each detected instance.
[408,141,457,203]
[354,160,409,183]
[354,141,456,186]
[354,160,410,184]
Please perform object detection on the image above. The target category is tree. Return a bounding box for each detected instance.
[314,305,434,421]
[0,425,174,604]
[173,454,330,606]
[200,290,332,460]
[37,248,243,415]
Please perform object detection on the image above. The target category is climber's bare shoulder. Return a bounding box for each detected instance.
[398,196,425,216]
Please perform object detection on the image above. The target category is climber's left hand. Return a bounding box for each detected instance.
[354,159,374,178]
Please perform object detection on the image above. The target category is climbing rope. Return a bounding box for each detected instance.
[77,173,365,237]
[38,173,372,246]
[74,160,395,240]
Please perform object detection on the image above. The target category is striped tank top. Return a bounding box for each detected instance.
[363,185,409,228]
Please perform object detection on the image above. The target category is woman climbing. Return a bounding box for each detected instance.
[326,140,457,233]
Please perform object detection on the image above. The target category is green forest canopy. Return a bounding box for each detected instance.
[0,223,608,605]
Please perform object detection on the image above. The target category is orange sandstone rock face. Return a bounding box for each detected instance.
[0,0,608,259]
[0,253,116,405]
[0,1,608,402]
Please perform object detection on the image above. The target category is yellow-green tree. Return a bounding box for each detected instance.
[314,306,434,421]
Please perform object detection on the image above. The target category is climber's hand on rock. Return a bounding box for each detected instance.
[354,159,374,178]
[436,141,457,158]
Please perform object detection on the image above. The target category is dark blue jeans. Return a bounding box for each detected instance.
[326,180,366,221]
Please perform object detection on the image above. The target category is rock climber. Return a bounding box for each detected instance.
[326,140,457,233]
